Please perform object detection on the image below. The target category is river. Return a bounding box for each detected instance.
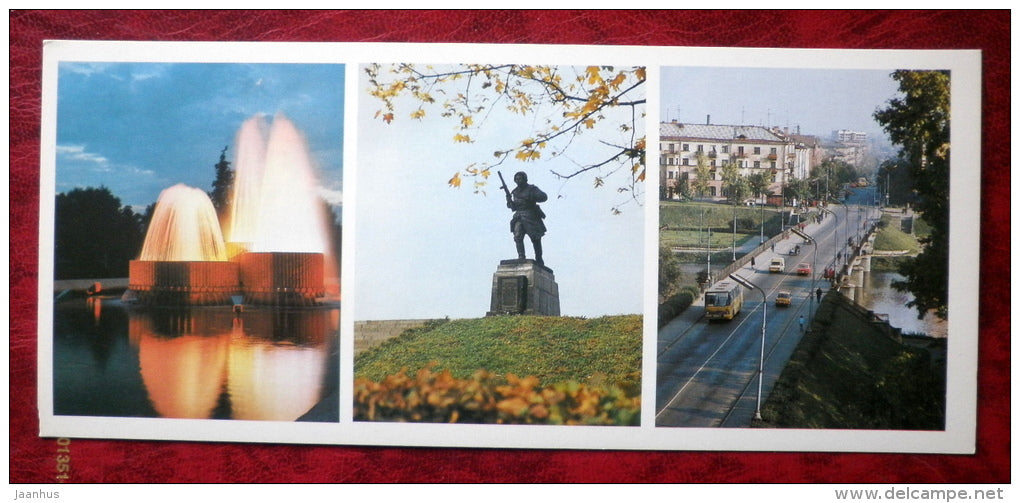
[857,271,947,338]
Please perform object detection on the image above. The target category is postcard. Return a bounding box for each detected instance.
[38,40,980,453]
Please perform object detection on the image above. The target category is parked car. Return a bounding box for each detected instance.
[796,262,811,275]
[769,258,785,273]
[775,291,792,307]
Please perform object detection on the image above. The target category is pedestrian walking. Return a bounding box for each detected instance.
[816,287,822,302]
[798,315,805,333]
[771,243,775,253]
[750,256,755,269]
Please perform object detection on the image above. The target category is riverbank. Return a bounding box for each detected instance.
[756,291,945,430]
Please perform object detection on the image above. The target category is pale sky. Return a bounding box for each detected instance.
[660,66,901,144]
[352,64,646,320]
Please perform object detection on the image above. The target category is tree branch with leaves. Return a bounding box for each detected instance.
[874,70,950,319]
[365,63,646,212]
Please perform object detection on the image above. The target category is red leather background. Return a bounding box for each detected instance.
[10,10,1009,483]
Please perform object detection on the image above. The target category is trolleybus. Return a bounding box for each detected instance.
[704,280,744,321]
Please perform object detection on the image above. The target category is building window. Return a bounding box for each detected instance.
[682,143,689,152]
[770,147,777,154]
[753,161,761,168]
[682,158,689,166]
[669,143,676,152]
[721,145,729,154]
[770,161,777,169]
[737,146,745,156]
[753,146,761,155]
[696,144,704,152]
[710,160,716,167]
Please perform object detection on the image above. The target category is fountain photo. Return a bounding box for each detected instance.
[47,62,344,422]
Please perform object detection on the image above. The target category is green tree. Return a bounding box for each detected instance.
[209,146,233,224]
[875,157,917,207]
[873,70,950,319]
[719,162,740,202]
[782,178,811,204]
[365,64,646,212]
[691,153,712,199]
[54,186,146,280]
[658,244,683,302]
[747,171,771,204]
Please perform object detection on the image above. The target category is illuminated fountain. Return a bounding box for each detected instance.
[127,184,238,306]
[230,112,333,306]
[127,112,335,307]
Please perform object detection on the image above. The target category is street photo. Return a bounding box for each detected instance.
[656,65,966,432]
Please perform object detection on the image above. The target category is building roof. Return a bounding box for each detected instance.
[660,121,786,143]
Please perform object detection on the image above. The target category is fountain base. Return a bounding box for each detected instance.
[239,252,325,307]
[128,260,240,306]
[127,252,326,307]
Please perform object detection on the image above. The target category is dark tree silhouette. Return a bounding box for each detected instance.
[54,186,146,279]
[209,146,233,224]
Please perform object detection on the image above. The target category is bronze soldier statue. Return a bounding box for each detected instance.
[499,171,548,266]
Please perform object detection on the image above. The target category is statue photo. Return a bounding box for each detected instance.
[500,171,548,266]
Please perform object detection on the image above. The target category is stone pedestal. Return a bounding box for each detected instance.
[487,259,560,316]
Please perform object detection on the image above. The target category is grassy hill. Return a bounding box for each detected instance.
[758,292,945,430]
[354,315,642,394]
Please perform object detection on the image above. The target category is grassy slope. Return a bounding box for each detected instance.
[354,315,642,394]
[759,293,945,430]
[871,213,924,272]
[873,214,921,253]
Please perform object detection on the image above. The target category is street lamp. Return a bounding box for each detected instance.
[791,227,817,319]
[760,198,765,244]
[732,203,737,261]
[729,273,766,422]
[820,206,837,282]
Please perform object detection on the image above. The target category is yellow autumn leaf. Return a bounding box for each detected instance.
[635,67,646,81]
[410,109,426,119]
[448,172,462,187]
[453,133,472,143]
[461,115,473,127]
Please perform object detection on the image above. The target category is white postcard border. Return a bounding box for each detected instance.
[37,40,981,454]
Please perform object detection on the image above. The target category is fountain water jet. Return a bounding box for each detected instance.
[128,184,238,305]
[139,184,229,262]
[126,113,337,307]
[227,112,336,305]
[224,114,268,255]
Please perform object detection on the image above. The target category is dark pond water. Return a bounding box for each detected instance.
[52,295,339,421]
[857,271,947,338]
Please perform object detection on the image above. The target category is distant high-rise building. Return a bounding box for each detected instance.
[833,129,868,144]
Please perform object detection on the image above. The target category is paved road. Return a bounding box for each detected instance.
[656,189,881,428]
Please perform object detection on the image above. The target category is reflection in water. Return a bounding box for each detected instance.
[53,297,339,421]
[858,271,947,338]
[226,312,329,421]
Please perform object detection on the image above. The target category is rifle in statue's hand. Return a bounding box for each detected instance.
[498,171,513,209]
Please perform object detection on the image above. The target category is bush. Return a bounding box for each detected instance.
[658,287,698,327]
[353,364,640,425]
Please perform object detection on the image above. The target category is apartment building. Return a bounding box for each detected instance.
[659,121,795,200]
